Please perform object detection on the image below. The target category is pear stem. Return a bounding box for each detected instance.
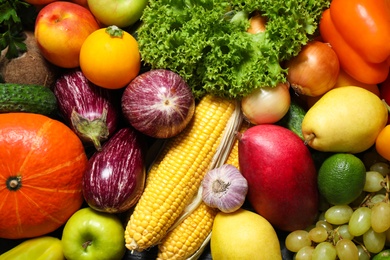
[304,133,315,145]
[382,99,390,114]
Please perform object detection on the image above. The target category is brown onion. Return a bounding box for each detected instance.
[286,41,340,97]
[247,11,267,34]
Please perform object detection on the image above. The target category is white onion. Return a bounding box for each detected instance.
[241,82,291,125]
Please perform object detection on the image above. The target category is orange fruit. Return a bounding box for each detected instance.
[376,124,390,161]
[79,25,141,89]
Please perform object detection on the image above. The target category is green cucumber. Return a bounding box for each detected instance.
[0,83,57,116]
[277,99,306,140]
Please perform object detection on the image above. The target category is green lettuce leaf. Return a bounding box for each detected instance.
[137,0,330,98]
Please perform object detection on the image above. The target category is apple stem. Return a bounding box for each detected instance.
[82,240,92,249]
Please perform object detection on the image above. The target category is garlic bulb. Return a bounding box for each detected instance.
[201,164,248,213]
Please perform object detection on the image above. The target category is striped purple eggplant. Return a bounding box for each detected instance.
[54,69,120,150]
[82,127,146,213]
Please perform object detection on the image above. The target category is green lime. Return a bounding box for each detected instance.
[317,153,366,205]
[373,249,390,260]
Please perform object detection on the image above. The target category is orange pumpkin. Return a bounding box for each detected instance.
[0,113,88,239]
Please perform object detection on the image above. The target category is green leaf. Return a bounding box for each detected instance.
[137,0,331,98]
[0,2,19,23]
[0,0,31,59]
[0,33,7,50]
[13,35,27,51]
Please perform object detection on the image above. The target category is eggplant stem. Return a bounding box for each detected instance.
[70,108,110,151]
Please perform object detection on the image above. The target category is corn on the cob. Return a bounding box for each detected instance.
[155,122,250,260]
[157,202,218,260]
[125,94,238,252]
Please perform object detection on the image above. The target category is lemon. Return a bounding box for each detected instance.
[317,153,366,205]
[210,209,282,260]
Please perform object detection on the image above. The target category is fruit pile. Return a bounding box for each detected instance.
[286,159,390,259]
[1,0,390,260]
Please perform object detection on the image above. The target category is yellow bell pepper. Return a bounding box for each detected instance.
[0,236,64,260]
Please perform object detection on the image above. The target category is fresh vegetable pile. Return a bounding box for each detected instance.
[137,0,330,98]
[0,0,390,259]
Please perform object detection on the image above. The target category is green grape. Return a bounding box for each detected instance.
[363,171,385,192]
[317,211,326,221]
[356,245,370,260]
[312,241,337,260]
[335,224,354,241]
[363,193,385,208]
[316,220,333,231]
[325,205,354,225]
[386,228,390,247]
[370,162,390,176]
[363,228,386,253]
[304,224,316,232]
[371,194,386,205]
[335,238,359,260]
[294,245,315,260]
[308,226,329,243]
[285,230,311,253]
[348,207,372,236]
[371,201,390,233]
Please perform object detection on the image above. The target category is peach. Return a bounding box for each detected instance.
[34,1,100,68]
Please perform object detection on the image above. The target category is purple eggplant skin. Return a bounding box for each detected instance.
[54,68,120,151]
[82,127,146,214]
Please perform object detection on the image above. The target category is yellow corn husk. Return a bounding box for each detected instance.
[156,122,250,260]
[125,94,238,252]
[225,120,251,168]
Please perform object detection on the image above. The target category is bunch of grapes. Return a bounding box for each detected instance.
[285,161,390,260]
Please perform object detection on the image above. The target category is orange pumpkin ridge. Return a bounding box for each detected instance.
[0,113,88,239]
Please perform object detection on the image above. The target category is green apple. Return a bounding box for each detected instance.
[87,0,148,28]
[61,207,126,260]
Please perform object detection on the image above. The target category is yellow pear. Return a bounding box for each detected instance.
[210,208,282,260]
[302,86,388,153]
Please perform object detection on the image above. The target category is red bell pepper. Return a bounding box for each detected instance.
[319,0,390,84]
